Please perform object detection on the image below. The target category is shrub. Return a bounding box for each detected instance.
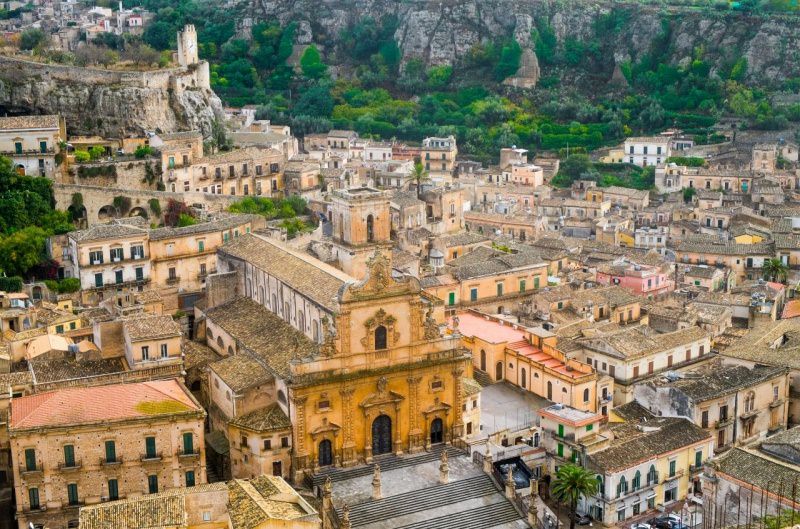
[57,277,80,293]
[74,150,91,163]
[0,276,23,292]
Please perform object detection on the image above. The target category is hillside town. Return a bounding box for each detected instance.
[2,0,800,527]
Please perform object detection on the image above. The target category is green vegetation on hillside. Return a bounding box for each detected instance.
[227,196,312,238]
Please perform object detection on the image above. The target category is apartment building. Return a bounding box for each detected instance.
[422,135,458,182]
[10,379,206,529]
[0,115,65,178]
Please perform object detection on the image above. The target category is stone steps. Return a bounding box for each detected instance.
[394,498,524,529]
[473,370,493,388]
[342,474,498,527]
[311,444,463,488]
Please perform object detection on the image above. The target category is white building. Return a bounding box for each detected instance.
[634,225,669,255]
[623,137,672,167]
[0,115,65,178]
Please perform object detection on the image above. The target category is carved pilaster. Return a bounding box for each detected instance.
[452,368,465,439]
[338,311,351,354]
[339,387,357,466]
[293,396,309,455]
[407,375,422,452]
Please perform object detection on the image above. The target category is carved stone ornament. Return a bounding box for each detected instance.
[424,306,440,340]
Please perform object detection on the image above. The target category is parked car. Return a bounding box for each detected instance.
[632,524,652,529]
[574,514,592,526]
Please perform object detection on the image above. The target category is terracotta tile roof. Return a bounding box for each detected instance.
[29,355,126,384]
[182,340,222,371]
[229,403,291,432]
[219,234,350,312]
[462,377,481,397]
[713,447,800,500]
[783,300,800,319]
[227,476,316,528]
[9,379,201,430]
[454,312,526,344]
[69,221,148,243]
[209,353,271,393]
[0,114,60,130]
[123,315,182,342]
[206,297,316,380]
[589,416,710,473]
[149,214,258,241]
[655,365,787,402]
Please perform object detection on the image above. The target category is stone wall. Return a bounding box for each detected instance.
[68,159,160,191]
[54,183,242,226]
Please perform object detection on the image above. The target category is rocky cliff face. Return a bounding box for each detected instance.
[0,59,224,138]
[258,0,800,85]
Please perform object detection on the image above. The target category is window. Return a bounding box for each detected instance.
[160,343,168,359]
[108,479,119,501]
[115,270,123,284]
[67,483,79,505]
[632,470,641,490]
[141,346,150,361]
[695,450,703,468]
[198,240,205,252]
[29,488,39,510]
[110,247,123,261]
[583,388,590,403]
[94,273,103,288]
[135,267,144,281]
[557,424,564,438]
[185,470,195,487]
[470,288,478,302]
[105,440,116,463]
[647,465,657,485]
[557,443,563,457]
[56,324,64,334]
[14,141,22,155]
[701,410,709,428]
[263,439,272,451]
[147,475,158,494]
[24,448,37,471]
[145,436,156,459]
[669,459,676,477]
[586,423,594,432]
[63,445,75,467]
[374,325,387,350]
[281,436,289,448]
[618,508,626,522]
[519,280,526,293]
[448,292,455,306]
[719,405,728,422]
[496,283,504,297]
[617,476,628,497]
[665,486,677,503]
[168,267,177,280]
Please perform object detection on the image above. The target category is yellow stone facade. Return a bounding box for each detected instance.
[288,253,472,480]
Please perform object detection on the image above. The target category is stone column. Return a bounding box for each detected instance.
[528,479,539,528]
[483,444,493,474]
[372,464,382,500]
[505,467,516,500]
[393,403,404,456]
[321,477,332,528]
[292,395,309,482]
[439,450,450,485]
[451,367,465,440]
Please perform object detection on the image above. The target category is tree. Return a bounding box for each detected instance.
[0,226,48,277]
[19,28,45,51]
[555,154,592,186]
[494,39,522,81]
[143,20,174,51]
[411,162,429,198]
[682,187,697,203]
[551,464,599,529]
[300,45,328,80]
[73,150,90,163]
[763,258,788,283]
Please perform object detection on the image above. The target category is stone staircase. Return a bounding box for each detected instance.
[338,474,499,527]
[311,444,464,488]
[395,500,524,529]
[473,370,493,387]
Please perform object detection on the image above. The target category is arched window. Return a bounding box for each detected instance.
[480,350,486,371]
[313,320,320,342]
[521,368,527,389]
[228,345,234,356]
[632,470,641,491]
[547,381,553,400]
[617,476,628,497]
[374,325,387,350]
[216,336,223,348]
[271,294,276,311]
[562,387,568,394]
[207,329,214,341]
[647,465,657,485]
[533,432,540,447]
[583,388,590,403]
[495,362,503,381]
[259,286,265,304]
[597,475,605,495]
[366,214,375,242]
[297,310,305,332]
[277,390,287,405]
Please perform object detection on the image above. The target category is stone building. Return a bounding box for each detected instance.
[421,136,458,183]
[9,379,206,529]
[206,235,473,482]
[0,115,65,179]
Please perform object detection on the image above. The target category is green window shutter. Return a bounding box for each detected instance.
[108,479,119,500]
[519,280,526,292]
[534,276,540,289]
[63,445,74,467]
[470,288,478,301]
[145,436,156,458]
[148,475,158,494]
[105,440,116,463]
[448,292,455,306]
[186,470,195,487]
[695,450,702,468]
[67,483,79,505]
[183,432,194,454]
[557,443,563,457]
[24,448,36,471]
[586,424,594,432]
[29,488,39,509]
[557,424,564,437]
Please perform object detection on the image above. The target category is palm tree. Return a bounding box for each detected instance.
[411,161,429,198]
[763,258,789,283]
[551,464,599,529]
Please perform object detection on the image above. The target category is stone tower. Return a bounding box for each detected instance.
[329,187,392,279]
[177,24,199,67]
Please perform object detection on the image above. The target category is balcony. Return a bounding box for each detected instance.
[715,417,733,429]
[141,452,163,463]
[177,449,201,460]
[19,464,43,476]
[197,269,216,281]
[689,464,703,476]
[770,399,785,409]
[662,469,684,483]
[166,276,180,285]
[58,460,82,471]
[740,408,760,420]
[100,457,123,466]
[1,147,55,156]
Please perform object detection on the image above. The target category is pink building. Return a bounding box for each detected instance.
[595,261,674,298]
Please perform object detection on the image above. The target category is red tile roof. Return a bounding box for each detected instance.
[453,312,526,344]
[783,300,800,320]
[10,379,201,430]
